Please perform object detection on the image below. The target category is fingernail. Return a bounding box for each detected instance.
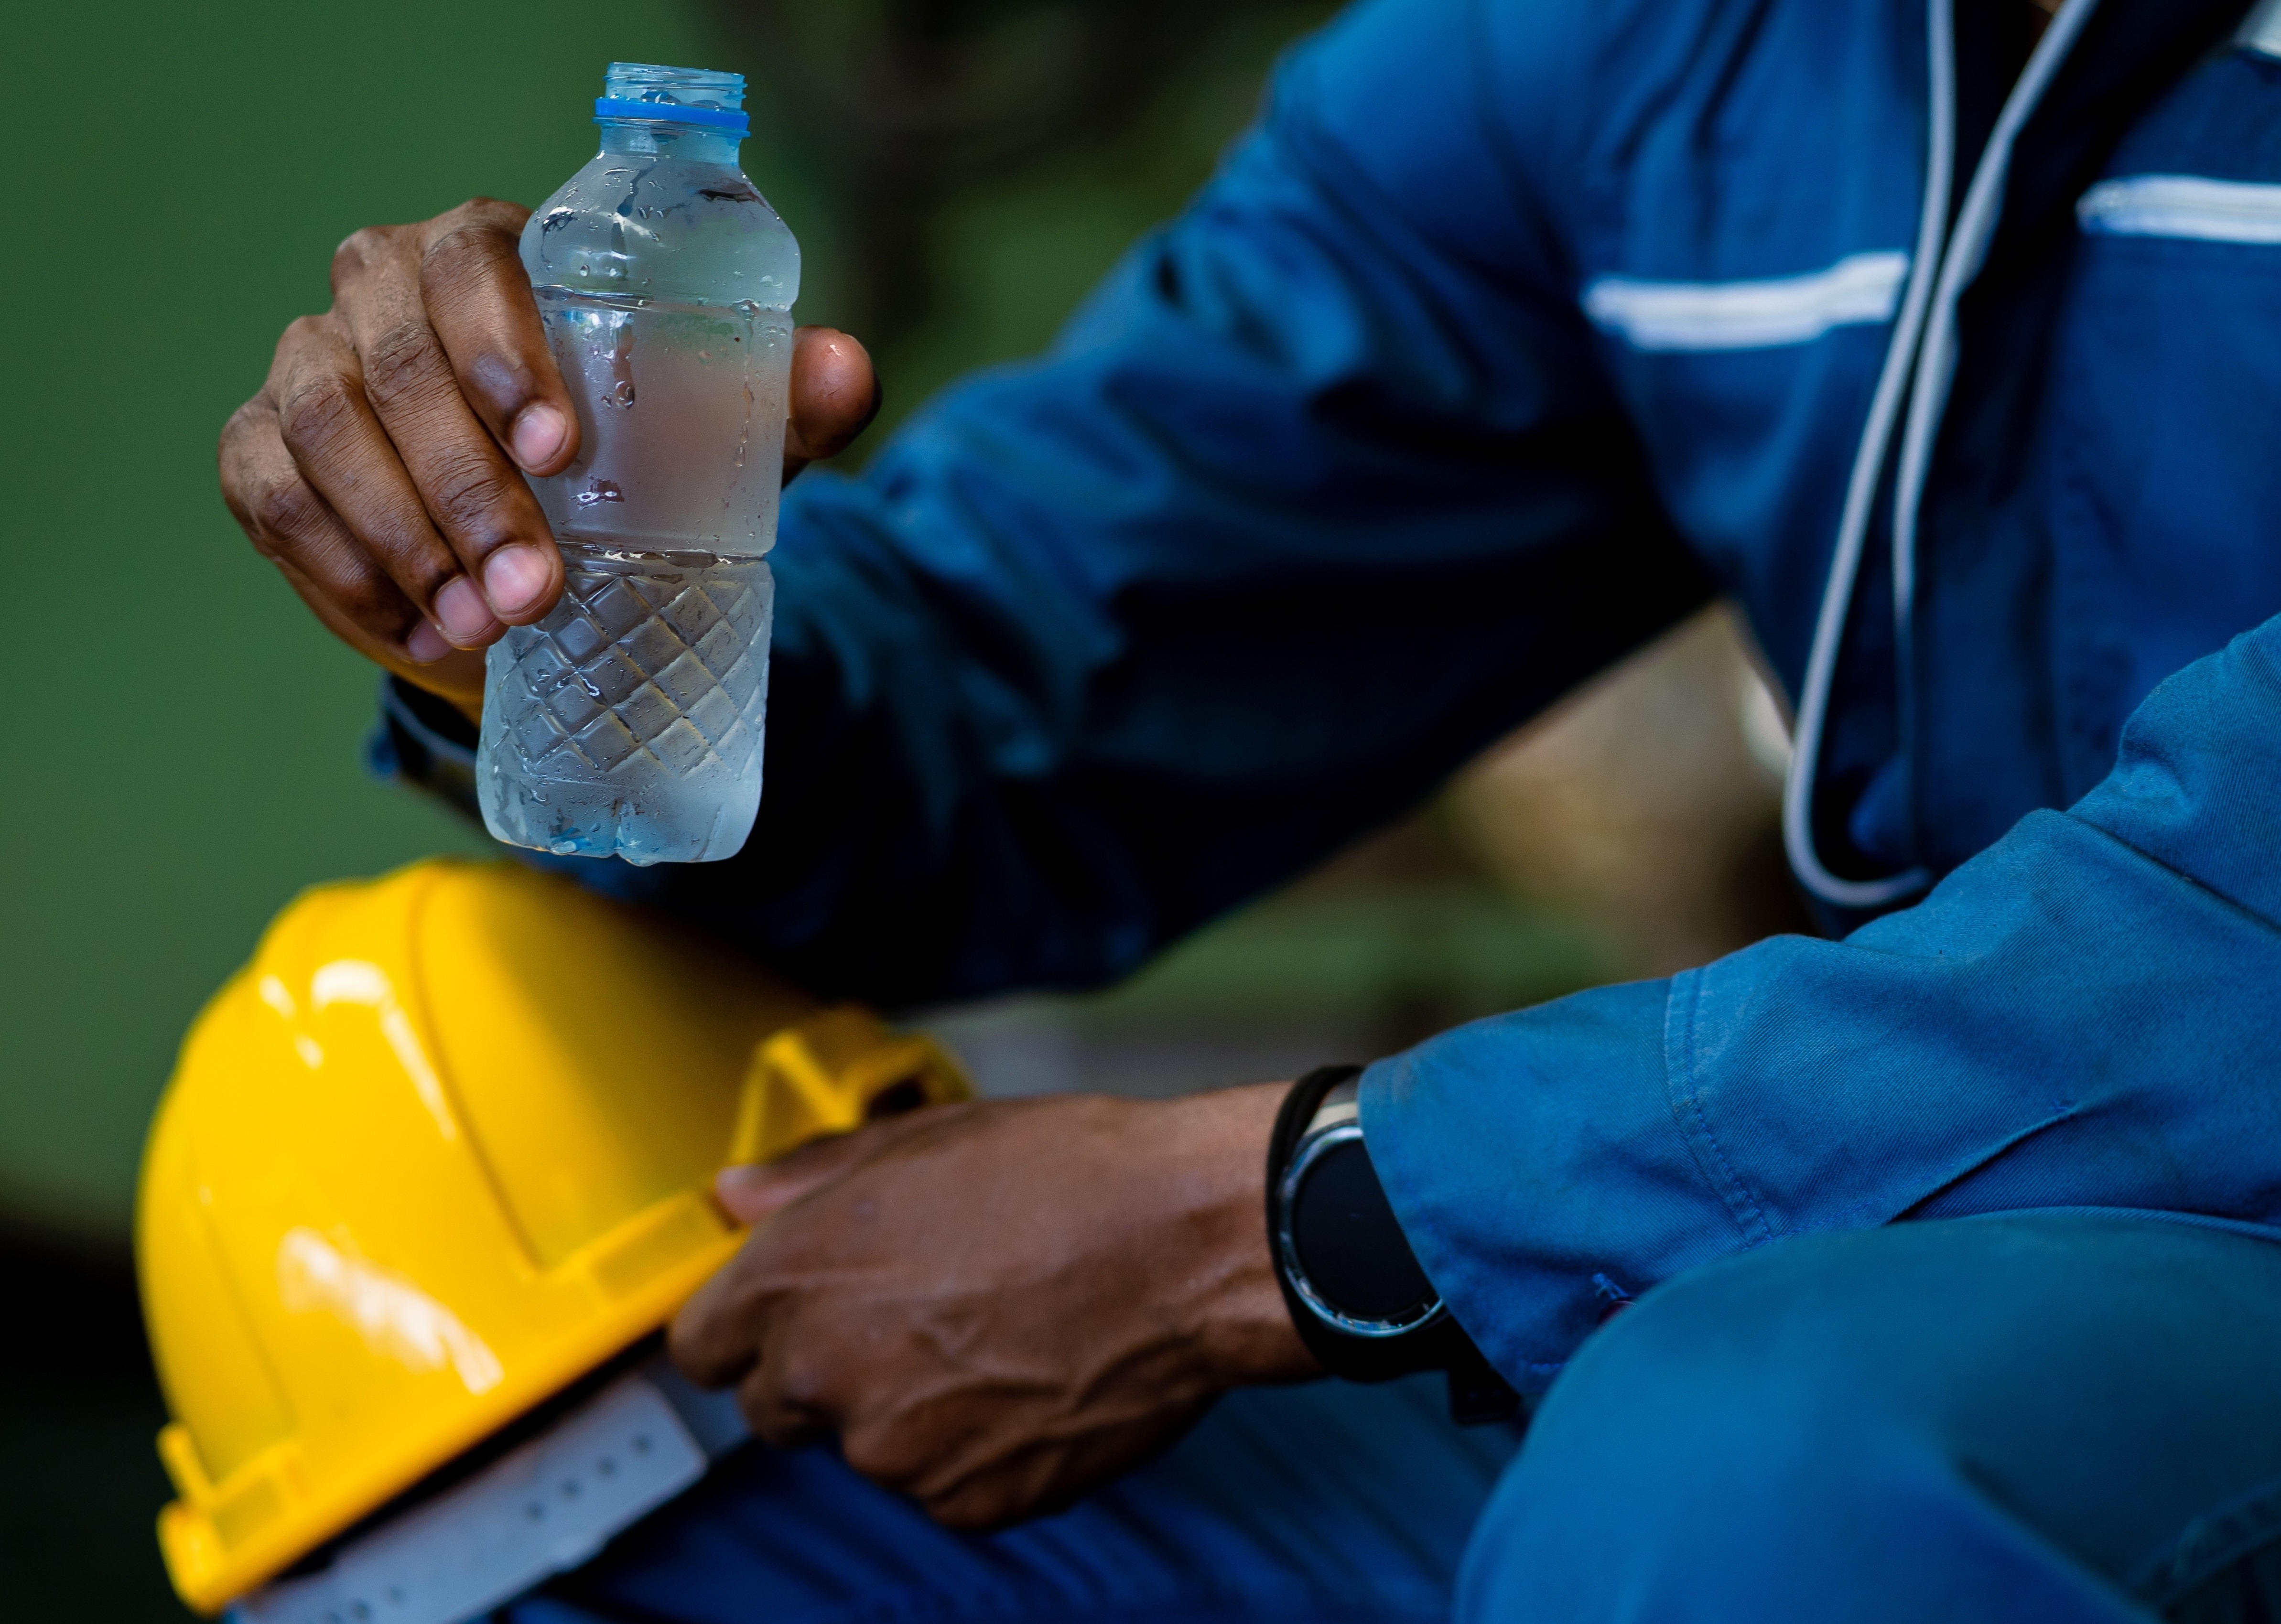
[714,1164,776,1221]
[433,575,497,646]
[483,544,551,618]
[510,404,569,469]
[406,620,452,663]
[716,1164,767,1200]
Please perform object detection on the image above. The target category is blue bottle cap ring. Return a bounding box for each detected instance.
[593,97,748,135]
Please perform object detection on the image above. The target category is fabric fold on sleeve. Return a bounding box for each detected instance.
[1363,612,2281,1390]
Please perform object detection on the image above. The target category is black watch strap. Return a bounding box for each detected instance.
[1265,1066,1520,1425]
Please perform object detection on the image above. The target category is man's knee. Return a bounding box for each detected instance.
[1454,1215,2281,1623]
[1459,1233,1925,1621]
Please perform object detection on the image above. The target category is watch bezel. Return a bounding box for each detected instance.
[1274,1121,1447,1340]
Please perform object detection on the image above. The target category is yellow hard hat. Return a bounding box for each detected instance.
[138,857,968,1615]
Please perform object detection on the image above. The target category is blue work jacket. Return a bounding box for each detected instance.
[381,0,2281,1389]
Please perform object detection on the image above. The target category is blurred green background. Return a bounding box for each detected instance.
[11,0,1648,1614]
[11,0,1611,1245]
[11,2,712,1239]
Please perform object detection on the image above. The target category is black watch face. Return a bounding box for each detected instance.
[1288,1134,1439,1331]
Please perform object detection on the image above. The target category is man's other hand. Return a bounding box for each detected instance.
[669,1085,1321,1529]
[218,197,880,719]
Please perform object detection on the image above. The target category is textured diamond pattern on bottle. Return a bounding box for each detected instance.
[479,545,773,866]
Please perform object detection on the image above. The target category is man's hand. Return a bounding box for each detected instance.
[669,1085,1321,1529]
[219,197,880,719]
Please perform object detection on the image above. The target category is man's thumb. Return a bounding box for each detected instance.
[714,1140,858,1224]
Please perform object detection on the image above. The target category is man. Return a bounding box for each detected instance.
[219,0,2281,1616]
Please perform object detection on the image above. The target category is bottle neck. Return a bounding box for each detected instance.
[597,122,743,165]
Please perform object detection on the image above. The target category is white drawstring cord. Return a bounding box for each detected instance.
[1781,0,1954,910]
[1891,0,2106,630]
[1783,0,2102,910]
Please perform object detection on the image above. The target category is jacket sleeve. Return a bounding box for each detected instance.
[1363,611,2281,1392]
[439,0,1707,1005]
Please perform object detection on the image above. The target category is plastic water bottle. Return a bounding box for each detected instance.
[477,63,799,865]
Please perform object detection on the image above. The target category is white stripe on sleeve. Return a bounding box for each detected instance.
[1581,251,1911,353]
[2077,174,2281,244]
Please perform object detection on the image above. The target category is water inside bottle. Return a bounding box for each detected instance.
[480,543,773,867]
[475,63,800,865]
[530,292,793,554]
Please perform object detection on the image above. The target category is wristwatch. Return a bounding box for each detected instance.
[1266,1066,1520,1424]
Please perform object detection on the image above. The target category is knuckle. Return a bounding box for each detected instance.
[332,562,414,629]
[270,314,344,387]
[768,1350,832,1416]
[425,200,529,273]
[274,313,329,360]
[275,372,362,456]
[249,474,326,549]
[418,227,526,331]
[749,1335,848,1432]
[329,226,397,290]
[670,1270,774,1384]
[427,453,521,542]
[292,527,424,627]
[218,410,273,519]
[738,1390,793,1445]
[449,195,528,230]
[666,1325,739,1391]
[360,319,449,414]
[420,221,507,283]
[740,1372,826,1449]
[218,395,270,458]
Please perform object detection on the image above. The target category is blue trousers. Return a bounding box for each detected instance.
[509,1213,2281,1623]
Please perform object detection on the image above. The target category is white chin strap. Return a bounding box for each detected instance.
[228,1360,748,1624]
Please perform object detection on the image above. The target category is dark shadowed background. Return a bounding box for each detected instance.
[4,1,1797,1613]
